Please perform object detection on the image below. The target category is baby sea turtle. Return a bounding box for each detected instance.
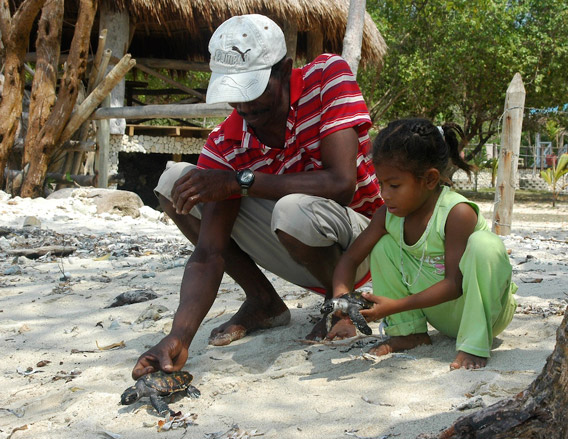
[320,291,374,335]
[120,370,200,416]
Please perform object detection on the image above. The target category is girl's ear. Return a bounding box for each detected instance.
[424,168,440,189]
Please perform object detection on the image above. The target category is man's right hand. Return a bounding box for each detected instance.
[131,334,189,380]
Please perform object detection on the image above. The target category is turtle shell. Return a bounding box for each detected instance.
[342,291,373,309]
[142,370,193,394]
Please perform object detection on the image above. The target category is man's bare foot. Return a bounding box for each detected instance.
[450,351,487,370]
[209,299,290,346]
[325,318,357,341]
[368,333,432,356]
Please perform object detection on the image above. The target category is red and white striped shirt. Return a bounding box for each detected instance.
[197,54,383,218]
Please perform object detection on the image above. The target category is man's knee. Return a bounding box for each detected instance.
[155,162,195,202]
[272,194,346,247]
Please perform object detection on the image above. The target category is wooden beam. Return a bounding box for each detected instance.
[61,54,136,144]
[25,53,210,72]
[90,103,232,120]
[119,56,206,101]
[129,88,196,96]
[132,58,209,72]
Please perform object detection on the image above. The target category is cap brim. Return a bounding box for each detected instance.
[206,68,271,104]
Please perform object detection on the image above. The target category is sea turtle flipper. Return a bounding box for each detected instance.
[149,394,171,416]
[186,384,201,399]
[348,306,372,335]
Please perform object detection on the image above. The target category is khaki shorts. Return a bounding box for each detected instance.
[155,162,371,292]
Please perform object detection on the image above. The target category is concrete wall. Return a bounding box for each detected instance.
[453,168,566,193]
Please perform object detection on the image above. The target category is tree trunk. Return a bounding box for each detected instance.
[22,0,63,167]
[430,307,568,439]
[0,0,46,185]
[342,0,366,77]
[20,0,97,198]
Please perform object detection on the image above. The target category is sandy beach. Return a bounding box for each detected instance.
[1,188,566,439]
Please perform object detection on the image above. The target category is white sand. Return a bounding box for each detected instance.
[0,190,566,439]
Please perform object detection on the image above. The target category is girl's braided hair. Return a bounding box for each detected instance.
[372,118,472,184]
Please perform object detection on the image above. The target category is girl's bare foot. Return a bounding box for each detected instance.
[450,351,487,370]
[368,333,432,356]
[209,300,290,346]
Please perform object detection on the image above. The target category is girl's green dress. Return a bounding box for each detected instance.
[370,186,517,357]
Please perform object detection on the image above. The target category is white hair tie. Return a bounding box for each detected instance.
[437,126,444,137]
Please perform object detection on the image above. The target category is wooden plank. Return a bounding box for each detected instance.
[492,73,526,236]
[123,124,212,138]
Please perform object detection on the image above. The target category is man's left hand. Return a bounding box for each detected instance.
[171,169,237,214]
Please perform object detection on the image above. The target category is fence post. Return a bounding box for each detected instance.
[492,73,526,235]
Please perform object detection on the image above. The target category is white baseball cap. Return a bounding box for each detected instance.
[206,14,287,104]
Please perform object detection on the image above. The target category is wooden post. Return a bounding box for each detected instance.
[281,20,297,63]
[95,95,110,188]
[342,0,366,77]
[307,29,323,62]
[99,0,129,135]
[492,73,526,235]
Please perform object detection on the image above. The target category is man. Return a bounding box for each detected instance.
[132,14,382,379]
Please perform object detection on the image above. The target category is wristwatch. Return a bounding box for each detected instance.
[236,169,255,196]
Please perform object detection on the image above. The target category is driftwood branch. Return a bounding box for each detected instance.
[426,307,568,438]
[6,168,123,188]
[8,246,76,259]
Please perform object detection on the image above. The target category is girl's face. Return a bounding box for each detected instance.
[374,163,433,218]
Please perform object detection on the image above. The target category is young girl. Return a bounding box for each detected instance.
[330,118,517,369]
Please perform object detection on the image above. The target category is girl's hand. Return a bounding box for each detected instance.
[360,292,397,322]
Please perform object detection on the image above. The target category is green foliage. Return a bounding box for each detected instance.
[362,0,568,153]
[540,153,568,206]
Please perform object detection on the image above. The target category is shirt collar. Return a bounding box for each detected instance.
[224,68,304,141]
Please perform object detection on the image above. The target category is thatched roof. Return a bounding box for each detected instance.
[57,0,386,67]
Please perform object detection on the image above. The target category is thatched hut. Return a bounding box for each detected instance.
[55,0,387,68]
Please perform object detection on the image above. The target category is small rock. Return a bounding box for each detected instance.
[106,289,158,308]
[23,216,41,228]
[4,265,22,275]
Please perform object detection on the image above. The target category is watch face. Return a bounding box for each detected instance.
[237,169,255,187]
